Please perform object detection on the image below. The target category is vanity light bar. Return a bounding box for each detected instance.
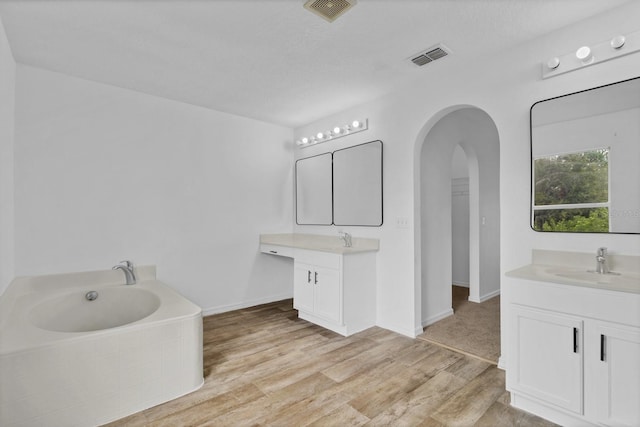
[296,119,368,148]
[542,29,640,79]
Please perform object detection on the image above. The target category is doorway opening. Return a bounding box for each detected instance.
[415,106,501,363]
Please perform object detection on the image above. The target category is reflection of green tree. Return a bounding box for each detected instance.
[533,149,609,232]
[535,207,609,232]
[535,149,608,205]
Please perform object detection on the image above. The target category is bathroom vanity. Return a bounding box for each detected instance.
[260,233,379,336]
[505,250,640,427]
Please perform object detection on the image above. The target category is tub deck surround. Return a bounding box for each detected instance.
[0,267,203,427]
[260,233,380,254]
[506,249,640,294]
[260,233,379,337]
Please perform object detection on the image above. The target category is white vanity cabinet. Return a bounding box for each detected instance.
[260,234,379,337]
[510,305,584,415]
[587,321,640,426]
[293,260,341,325]
[507,277,640,427]
[292,248,376,336]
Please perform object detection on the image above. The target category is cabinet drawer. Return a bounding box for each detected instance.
[294,249,341,269]
[260,244,294,258]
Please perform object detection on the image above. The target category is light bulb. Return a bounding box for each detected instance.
[317,132,324,139]
[576,46,593,64]
[333,127,342,135]
[301,137,309,144]
[611,35,626,49]
[352,120,360,129]
[546,57,560,70]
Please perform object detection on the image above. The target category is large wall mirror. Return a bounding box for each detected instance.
[296,140,383,226]
[296,153,333,225]
[531,76,640,234]
[334,141,383,226]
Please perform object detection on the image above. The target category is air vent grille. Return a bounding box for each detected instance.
[410,45,450,67]
[411,55,432,66]
[304,0,357,22]
[426,47,448,60]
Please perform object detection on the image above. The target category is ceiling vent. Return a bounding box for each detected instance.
[410,45,450,67]
[304,0,357,23]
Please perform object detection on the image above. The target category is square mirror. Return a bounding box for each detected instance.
[333,140,383,226]
[531,77,640,233]
[295,153,333,225]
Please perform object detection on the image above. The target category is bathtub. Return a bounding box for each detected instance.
[0,266,203,427]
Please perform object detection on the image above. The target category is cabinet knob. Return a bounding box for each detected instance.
[314,271,318,284]
[307,270,311,283]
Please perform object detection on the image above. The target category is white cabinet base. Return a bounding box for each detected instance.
[510,394,599,427]
[261,240,377,337]
[506,277,640,427]
[298,311,350,336]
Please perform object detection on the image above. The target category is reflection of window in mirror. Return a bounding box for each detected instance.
[532,148,609,232]
[530,76,640,234]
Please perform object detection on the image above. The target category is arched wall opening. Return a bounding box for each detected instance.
[414,106,501,330]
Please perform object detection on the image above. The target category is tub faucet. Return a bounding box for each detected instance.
[595,247,609,274]
[339,231,352,248]
[113,260,136,285]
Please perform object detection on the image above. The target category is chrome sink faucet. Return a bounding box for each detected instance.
[339,231,352,248]
[113,260,136,285]
[595,247,609,274]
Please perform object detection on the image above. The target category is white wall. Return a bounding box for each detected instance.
[293,2,640,338]
[0,16,15,296]
[13,65,294,312]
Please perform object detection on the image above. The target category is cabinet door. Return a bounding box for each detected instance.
[293,262,315,314]
[590,322,640,427]
[510,305,583,414]
[313,266,341,324]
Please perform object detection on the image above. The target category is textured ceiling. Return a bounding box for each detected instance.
[0,0,631,127]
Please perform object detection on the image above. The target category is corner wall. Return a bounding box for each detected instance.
[0,16,15,296]
[13,65,294,312]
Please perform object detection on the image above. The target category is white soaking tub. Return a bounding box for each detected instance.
[0,266,203,427]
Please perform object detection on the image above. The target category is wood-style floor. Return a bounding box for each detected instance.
[106,300,556,427]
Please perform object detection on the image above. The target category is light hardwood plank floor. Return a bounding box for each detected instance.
[105,300,556,427]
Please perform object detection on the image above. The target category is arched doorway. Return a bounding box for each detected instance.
[414,106,500,331]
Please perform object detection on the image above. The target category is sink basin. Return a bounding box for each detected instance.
[546,268,640,288]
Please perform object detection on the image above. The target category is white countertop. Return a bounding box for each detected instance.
[260,233,379,254]
[506,263,640,294]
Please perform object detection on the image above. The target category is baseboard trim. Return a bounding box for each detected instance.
[479,288,500,302]
[421,308,454,327]
[202,292,293,317]
[510,393,598,426]
[375,320,422,338]
[497,356,506,371]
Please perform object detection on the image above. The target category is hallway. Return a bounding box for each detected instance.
[418,286,501,364]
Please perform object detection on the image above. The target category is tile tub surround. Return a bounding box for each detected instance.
[506,249,640,294]
[0,267,203,427]
[260,233,380,254]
